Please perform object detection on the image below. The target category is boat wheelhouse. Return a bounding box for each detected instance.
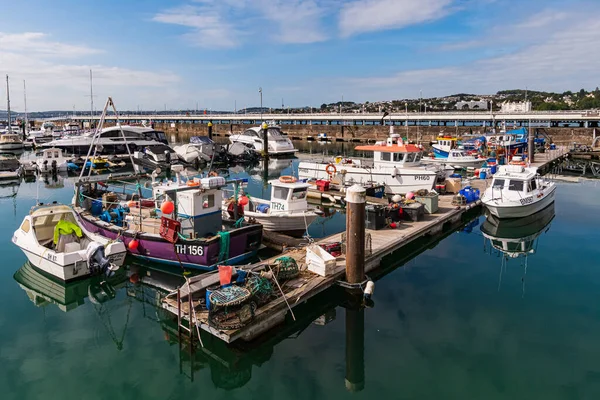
[0,133,24,151]
[432,136,459,158]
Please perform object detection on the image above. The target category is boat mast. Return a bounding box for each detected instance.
[23,80,28,135]
[89,69,94,128]
[6,75,11,133]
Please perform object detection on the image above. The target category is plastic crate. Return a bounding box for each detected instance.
[401,203,425,222]
[415,193,439,214]
[316,180,330,192]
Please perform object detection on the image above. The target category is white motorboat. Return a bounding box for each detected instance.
[0,153,22,179]
[223,177,318,237]
[423,149,486,168]
[173,136,215,164]
[36,148,71,173]
[132,144,186,171]
[480,165,556,218]
[0,133,24,151]
[42,125,168,156]
[11,204,127,281]
[229,122,297,155]
[298,132,442,195]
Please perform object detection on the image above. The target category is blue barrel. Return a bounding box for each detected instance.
[480,171,487,179]
[91,200,103,216]
[490,165,497,174]
[206,289,213,311]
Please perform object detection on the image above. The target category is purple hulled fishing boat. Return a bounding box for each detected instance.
[74,173,262,271]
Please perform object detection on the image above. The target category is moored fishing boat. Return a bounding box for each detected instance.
[223,176,318,237]
[423,149,486,168]
[298,131,444,195]
[74,171,263,270]
[11,204,126,281]
[0,133,24,151]
[480,165,556,218]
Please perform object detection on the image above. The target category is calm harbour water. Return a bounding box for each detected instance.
[1,154,600,399]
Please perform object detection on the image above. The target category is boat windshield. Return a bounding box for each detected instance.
[508,180,525,191]
[273,186,290,200]
[405,153,416,162]
[266,128,283,139]
[492,178,505,188]
[291,188,307,200]
[393,153,404,162]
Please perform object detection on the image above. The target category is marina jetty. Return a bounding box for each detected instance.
[58,111,600,145]
[159,146,567,345]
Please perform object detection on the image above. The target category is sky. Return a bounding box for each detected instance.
[1,0,599,111]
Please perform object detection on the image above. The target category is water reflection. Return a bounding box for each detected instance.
[481,203,555,294]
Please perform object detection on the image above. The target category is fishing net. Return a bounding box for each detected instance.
[209,285,252,307]
[217,231,230,263]
[245,275,274,305]
[272,256,299,280]
[208,302,256,331]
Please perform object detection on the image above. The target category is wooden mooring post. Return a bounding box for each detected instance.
[345,185,366,284]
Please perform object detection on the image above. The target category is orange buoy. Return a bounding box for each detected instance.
[186,179,200,187]
[279,175,297,183]
[129,273,139,284]
[239,195,249,206]
[128,239,139,251]
[161,200,174,214]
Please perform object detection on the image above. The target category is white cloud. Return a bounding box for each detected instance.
[0,32,180,111]
[0,32,101,57]
[345,15,600,98]
[152,1,330,47]
[152,5,239,48]
[339,0,454,37]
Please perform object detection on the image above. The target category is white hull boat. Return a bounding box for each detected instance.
[481,165,557,219]
[0,133,24,151]
[12,204,127,281]
[423,149,486,168]
[173,139,214,164]
[299,131,440,194]
[36,148,70,173]
[223,177,318,237]
[229,122,297,155]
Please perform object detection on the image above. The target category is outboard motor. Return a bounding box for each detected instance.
[86,242,119,277]
[42,159,49,172]
[164,150,171,164]
[51,159,58,175]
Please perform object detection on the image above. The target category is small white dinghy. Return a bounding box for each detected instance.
[423,149,486,168]
[480,165,556,218]
[223,177,319,237]
[12,204,127,281]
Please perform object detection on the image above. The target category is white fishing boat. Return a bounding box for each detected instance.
[0,133,24,151]
[423,149,486,168]
[36,148,71,173]
[223,177,318,237]
[298,131,443,195]
[11,204,127,281]
[229,122,297,155]
[481,165,556,218]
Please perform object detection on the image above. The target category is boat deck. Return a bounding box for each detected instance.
[161,193,482,343]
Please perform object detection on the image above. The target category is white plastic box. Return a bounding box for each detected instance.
[306,244,337,277]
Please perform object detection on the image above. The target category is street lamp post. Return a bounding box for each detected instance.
[259,87,263,122]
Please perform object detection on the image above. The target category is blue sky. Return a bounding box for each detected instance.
[1,0,599,111]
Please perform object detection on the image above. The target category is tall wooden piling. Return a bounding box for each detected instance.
[208,121,213,140]
[345,185,366,284]
[262,121,269,159]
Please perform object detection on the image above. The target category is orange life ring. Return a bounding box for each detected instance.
[187,180,200,187]
[325,163,337,176]
[279,175,297,183]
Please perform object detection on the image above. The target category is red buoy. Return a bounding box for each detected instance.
[161,200,174,214]
[128,239,139,250]
[239,195,249,206]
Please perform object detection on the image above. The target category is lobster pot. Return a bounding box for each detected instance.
[201,177,226,189]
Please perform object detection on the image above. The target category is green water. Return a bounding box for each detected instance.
[2,163,600,399]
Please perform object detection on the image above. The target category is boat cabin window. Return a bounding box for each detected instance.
[243,129,259,137]
[393,153,404,162]
[20,219,30,233]
[149,131,167,142]
[267,128,283,138]
[273,186,290,200]
[415,153,422,162]
[101,130,122,138]
[405,153,416,162]
[291,188,307,200]
[528,179,537,192]
[508,180,524,191]
[380,152,391,162]
[492,178,505,188]
[202,194,215,208]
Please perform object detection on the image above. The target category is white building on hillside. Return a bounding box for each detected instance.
[455,100,489,110]
[500,101,532,113]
